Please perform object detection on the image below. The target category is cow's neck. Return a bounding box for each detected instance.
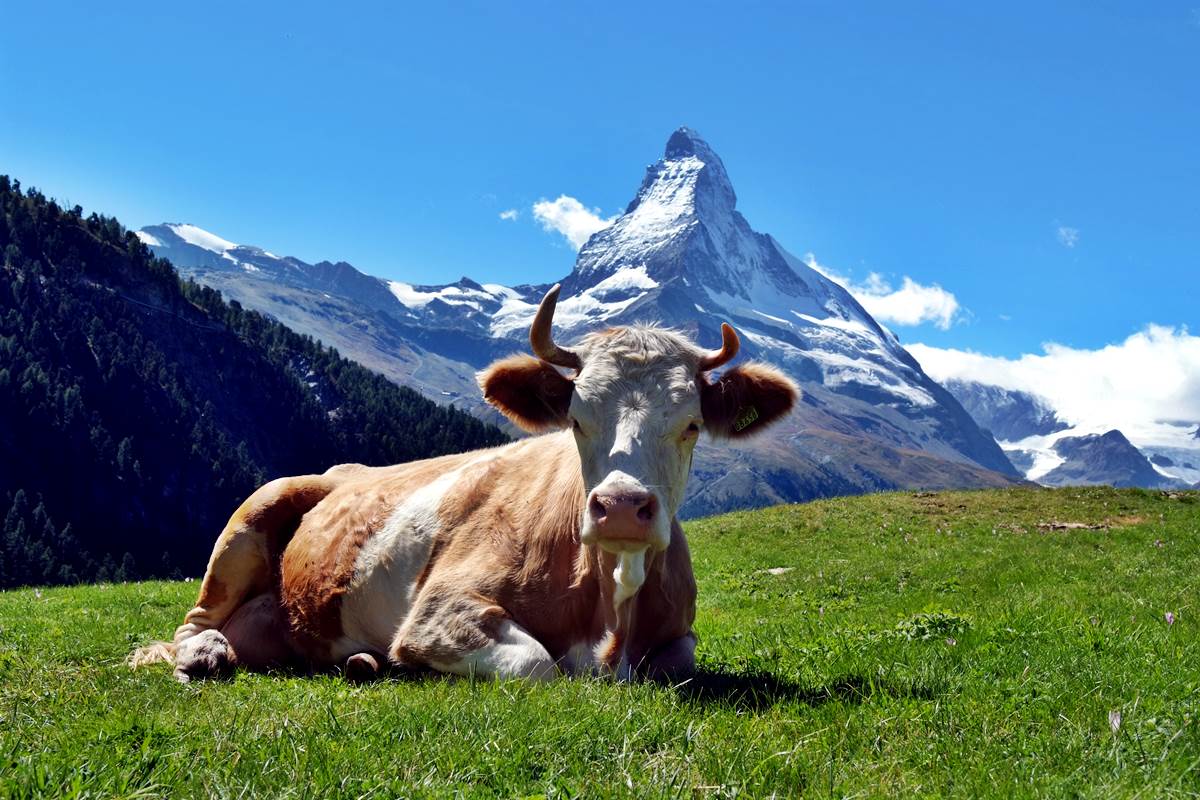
[587,542,662,677]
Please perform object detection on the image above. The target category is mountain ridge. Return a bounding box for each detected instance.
[1040,430,1188,489]
[140,128,1024,513]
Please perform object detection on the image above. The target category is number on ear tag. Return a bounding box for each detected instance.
[733,405,759,432]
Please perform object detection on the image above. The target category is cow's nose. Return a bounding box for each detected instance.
[588,490,657,537]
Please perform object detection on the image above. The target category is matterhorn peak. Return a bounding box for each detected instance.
[664,126,720,161]
[621,127,737,219]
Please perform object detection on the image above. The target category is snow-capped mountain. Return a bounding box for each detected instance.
[938,373,1200,488]
[941,379,1068,442]
[141,127,1024,515]
[1036,430,1188,489]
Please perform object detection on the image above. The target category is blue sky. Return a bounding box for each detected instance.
[2,1,1198,360]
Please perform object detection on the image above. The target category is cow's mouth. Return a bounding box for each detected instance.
[595,533,653,552]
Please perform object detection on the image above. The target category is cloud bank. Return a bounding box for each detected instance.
[803,254,961,330]
[532,195,615,249]
[498,209,519,221]
[909,325,1200,446]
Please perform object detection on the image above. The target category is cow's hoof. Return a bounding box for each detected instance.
[173,629,236,683]
[344,652,381,683]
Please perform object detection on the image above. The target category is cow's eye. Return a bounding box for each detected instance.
[572,418,584,434]
[683,421,701,438]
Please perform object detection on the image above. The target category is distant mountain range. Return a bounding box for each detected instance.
[941,379,1068,442]
[940,380,1199,490]
[140,128,1024,516]
[1039,430,1184,489]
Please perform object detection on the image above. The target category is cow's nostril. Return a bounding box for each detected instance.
[588,495,607,521]
[637,495,657,523]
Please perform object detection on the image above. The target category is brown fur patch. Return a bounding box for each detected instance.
[701,362,799,438]
[623,520,697,673]
[279,450,488,662]
[178,475,342,644]
[380,434,595,666]
[386,433,696,673]
[198,577,228,609]
[478,354,574,432]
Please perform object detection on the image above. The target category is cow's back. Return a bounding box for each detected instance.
[279,435,579,664]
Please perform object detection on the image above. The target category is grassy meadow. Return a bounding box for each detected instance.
[1,487,1198,798]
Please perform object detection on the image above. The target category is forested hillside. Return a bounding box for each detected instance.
[0,177,507,588]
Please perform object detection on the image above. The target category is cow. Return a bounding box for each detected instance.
[130,285,798,682]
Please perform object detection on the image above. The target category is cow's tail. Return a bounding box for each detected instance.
[129,473,342,671]
[129,640,176,668]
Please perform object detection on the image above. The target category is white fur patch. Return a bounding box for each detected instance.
[561,641,598,675]
[430,619,557,680]
[611,548,648,612]
[336,463,476,659]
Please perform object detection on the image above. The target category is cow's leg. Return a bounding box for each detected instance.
[343,652,383,683]
[220,593,294,671]
[174,475,339,645]
[390,590,557,681]
[431,619,558,681]
[173,630,236,682]
[171,593,293,682]
[131,474,341,673]
[640,632,697,682]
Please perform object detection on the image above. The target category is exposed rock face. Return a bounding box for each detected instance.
[1040,430,1186,489]
[942,379,1068,442]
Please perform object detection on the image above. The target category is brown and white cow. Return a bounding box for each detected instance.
[131,285,797,682]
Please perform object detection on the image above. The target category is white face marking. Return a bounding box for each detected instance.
[570,329,703,552]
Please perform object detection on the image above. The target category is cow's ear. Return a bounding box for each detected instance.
[478,355,573,433]
[701,362,799,438]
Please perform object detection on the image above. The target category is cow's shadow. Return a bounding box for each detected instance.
[265,662,934,712]
[663,668,936,711]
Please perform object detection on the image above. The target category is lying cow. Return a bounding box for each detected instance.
[131,285,797,682]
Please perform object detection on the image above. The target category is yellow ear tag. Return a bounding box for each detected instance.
[733,405,759,432]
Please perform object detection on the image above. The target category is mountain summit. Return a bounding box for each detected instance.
[141,127,1020,515]
[564,127,885,343]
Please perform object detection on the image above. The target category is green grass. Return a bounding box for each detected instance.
[2,487,1199,798]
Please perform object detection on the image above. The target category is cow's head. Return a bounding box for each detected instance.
[480,284,798,555]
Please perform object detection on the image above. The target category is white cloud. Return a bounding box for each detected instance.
[803,254,961,330]
[498,209,519,221]
[532,195,616,250]
[1056,225,1080,248]
[908,325,1200,447]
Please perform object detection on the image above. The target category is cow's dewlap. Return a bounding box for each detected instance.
[611,548,648,612]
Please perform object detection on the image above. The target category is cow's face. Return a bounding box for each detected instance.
[479,285,798,555]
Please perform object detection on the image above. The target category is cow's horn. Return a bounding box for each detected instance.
[699,323,740,372]
[530,284,582,371]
